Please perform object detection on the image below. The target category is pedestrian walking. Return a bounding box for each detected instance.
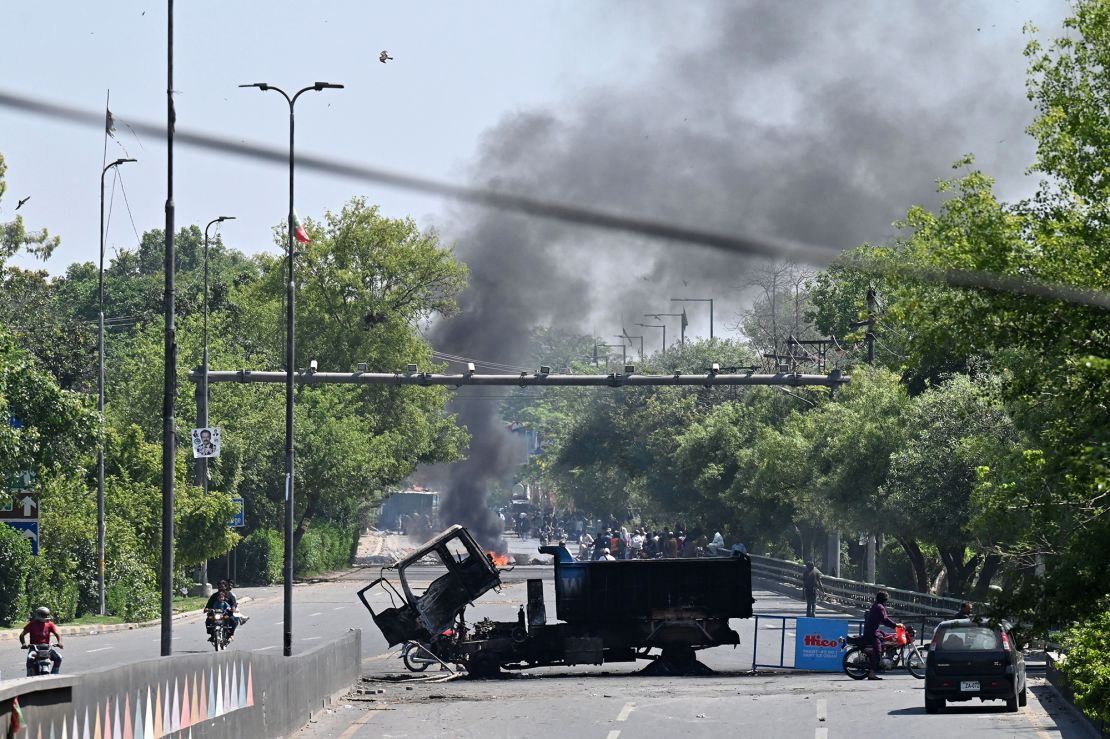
[802,561,824,618]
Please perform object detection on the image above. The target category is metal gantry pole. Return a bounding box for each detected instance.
[190,369,851,389]
[97,156,135,615]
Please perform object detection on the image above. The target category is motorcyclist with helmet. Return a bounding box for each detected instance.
[204,580,247,639]
[864,591,903,680]
[18,606,63,675]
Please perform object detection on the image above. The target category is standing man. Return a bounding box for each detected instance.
[954,601,973,619]
[863,591,901,680]
[803,561,824,618]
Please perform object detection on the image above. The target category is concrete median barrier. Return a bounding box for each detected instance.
[0,629,361,739]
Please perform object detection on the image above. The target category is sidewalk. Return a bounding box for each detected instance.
[0,610,195,641]
[0,596,255,641]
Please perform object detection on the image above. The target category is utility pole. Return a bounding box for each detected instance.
[850,286,877,583]
[160,0,176,658]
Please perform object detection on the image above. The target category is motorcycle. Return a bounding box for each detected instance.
[23,643,60,677]
[206,610,232,651]
[841,624,925,679]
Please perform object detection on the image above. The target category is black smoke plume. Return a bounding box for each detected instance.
[428,1,1059,541]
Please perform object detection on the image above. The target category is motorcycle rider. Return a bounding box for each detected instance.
[18,606,63,675]
[863,591,902,680]
[206,579,247,637]
[204,589,235,641]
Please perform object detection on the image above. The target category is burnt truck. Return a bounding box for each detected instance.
[357,525,754,676]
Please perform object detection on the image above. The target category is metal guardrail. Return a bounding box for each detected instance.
[749,553,971,630]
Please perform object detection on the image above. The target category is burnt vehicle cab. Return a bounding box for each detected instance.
[924,619,1026,714]
[358,526,754,678]
[357,525,501,647]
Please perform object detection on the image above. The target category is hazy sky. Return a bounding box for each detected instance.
[0,1,1071,345]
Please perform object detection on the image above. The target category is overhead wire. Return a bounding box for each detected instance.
[0,89,1107,310]
[429,350,533,373]
[115,169,143,247]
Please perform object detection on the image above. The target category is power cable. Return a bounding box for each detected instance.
[0,90,1106,310]
[429,350,532,373]
[103,168,118,249]
[115,169,143,247]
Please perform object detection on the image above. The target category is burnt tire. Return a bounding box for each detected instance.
[842,647,869,680]
[467,652,501,678]
[925,697,944,714]
[1018,684,1028,707]
[1006,689,1019,712]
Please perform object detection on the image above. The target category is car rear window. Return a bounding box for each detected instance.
[935,625,1002,651]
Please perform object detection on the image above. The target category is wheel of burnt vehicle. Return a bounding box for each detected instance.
[467,652,501,678]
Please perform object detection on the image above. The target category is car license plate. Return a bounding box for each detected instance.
[960,681,980,692]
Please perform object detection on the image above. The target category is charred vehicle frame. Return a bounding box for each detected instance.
[357,525,755,677]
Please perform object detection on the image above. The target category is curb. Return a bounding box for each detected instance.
[0,596,254,641]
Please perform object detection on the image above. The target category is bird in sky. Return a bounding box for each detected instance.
[379,50,393,64]
[15,196,29,211]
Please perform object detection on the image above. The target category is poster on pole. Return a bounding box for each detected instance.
[191,427,221,458]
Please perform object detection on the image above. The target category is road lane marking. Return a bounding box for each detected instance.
[815,729,828,739]
[337,708,384,739]
[606,732,621,739]
[309,612,323,617]
[332,606,346,611]
[273,621,283,625]
[87,647,111,653]
[303,636,322,641]
[616,703,634,722]
[253,646,277,651]
[816,698,827,722]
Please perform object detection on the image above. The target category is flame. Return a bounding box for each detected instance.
[487,550,511,567]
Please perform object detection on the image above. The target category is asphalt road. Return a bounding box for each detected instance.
[1,538,1096,738]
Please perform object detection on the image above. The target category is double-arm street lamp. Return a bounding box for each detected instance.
[196,215,235,590]
[239,80,343,657]
[671,297,713,339]
[98,156,136,615]
[634,322,666,353]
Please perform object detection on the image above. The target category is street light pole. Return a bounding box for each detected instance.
[647,313,684,347]
[671,297,714,340]
[197,215,234,591]
[617,334,644,361]
[98,156,136,616]
[634,323,665,354]
[240,81,342,657]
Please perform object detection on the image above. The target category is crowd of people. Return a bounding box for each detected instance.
[496,507,746,562]
[575,525,737,561]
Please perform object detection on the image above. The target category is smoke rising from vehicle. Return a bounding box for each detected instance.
[429,1,1059,534]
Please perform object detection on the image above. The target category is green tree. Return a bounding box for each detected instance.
[0,152,59,261]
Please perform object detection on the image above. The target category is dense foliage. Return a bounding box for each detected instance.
[0,173,468,622]
[1,3,1107,719]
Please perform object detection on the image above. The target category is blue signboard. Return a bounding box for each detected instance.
[795,617,849,671]
[5,521,39,556]
[228,497,245,528]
